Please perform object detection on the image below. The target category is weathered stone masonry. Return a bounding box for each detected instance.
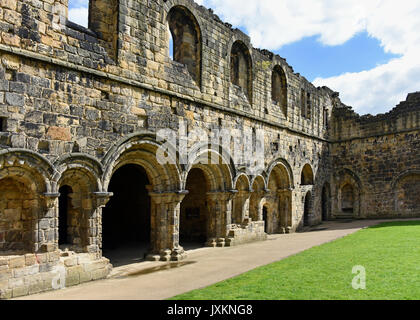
[0,0,418,298]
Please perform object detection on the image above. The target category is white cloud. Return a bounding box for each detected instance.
[201,0,420,115]
[68,0,89,10]
[68,7,89,28]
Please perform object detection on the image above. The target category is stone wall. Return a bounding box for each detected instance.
[329,93,420,219]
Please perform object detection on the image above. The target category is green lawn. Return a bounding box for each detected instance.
[171,221,420,300]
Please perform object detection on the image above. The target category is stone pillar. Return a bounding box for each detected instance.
[92,192,113,256]
[38,192,60,253]
[205,191,235,247]
[233,190,251,224]
[277,189,292,234]
[147,191,188,262]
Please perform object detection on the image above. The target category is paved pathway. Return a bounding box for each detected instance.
[15,219,418,300]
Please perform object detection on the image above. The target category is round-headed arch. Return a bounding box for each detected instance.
[272,64,288,115]
[167,5,202,87]
[230,40,253,101]
[0,149,55,194]
[53,153,103,193]
[266,158,294,190]
[234,173,251,192]
[183,145,235,191]
[102,134,182,193]
[301,163,314,185]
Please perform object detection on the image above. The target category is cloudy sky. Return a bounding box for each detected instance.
[68,0,420,115]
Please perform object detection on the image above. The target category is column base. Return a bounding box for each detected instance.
[171,247,187,261]
[145,248,188,262]
[205,238,227,247]
[205,238,217,247]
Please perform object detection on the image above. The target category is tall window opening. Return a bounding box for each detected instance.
[168,6,202,86]
[272,65,287,115]
[231,41,253,101]
[58,185,73,246]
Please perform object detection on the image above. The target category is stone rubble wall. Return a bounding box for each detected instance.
[330,93,420,218]
[0,251,111,299]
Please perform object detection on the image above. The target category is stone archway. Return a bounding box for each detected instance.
[267,160,293,234]
[0,151,53,255]
[333,169,362,219]
[102,136,183,262]
[179,168,209,248]
[0,176,39,254]
[249,175,266,223]
[393,172,420,216]
[57,166,100,253]
[232,174,251,225]
[102,164,151,266]
[181,148,235,248]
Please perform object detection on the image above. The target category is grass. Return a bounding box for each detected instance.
[171,221,420,300]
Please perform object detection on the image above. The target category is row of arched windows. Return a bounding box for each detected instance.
[167,5,288,114]
[68,2,290,115]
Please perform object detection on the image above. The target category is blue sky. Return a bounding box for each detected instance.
[68,0,420,115]
[276,32,401,82]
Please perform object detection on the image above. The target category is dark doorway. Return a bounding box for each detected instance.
[102,164,151,266]
[322,184,330,221]
[180,168,208,249]
[263,206,268,233]
[58,185,72,246]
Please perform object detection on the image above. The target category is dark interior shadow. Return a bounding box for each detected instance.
[181,242,206,251]
[103,242,149,267]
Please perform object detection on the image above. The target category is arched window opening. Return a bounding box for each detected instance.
[231,41,252,100]
[272,65,287,115]
[301,89,306,117]
[168,6,202,86]
[306,92,312,119]
[301,164,314,185]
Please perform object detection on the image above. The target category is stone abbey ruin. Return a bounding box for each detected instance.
[0,0,419,299]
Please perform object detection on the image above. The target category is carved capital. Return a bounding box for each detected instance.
[149,190,189,204]
[42,192,60,208]
[93,192,113,208]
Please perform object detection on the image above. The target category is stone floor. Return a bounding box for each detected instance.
[14,218,420,300]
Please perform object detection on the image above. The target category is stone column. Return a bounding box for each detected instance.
[205,191,235,247]
[147,191,188,262]
[233,190,251,224]
[38,192,60,253]
[277,189,292,234]
[92,192,113,256]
